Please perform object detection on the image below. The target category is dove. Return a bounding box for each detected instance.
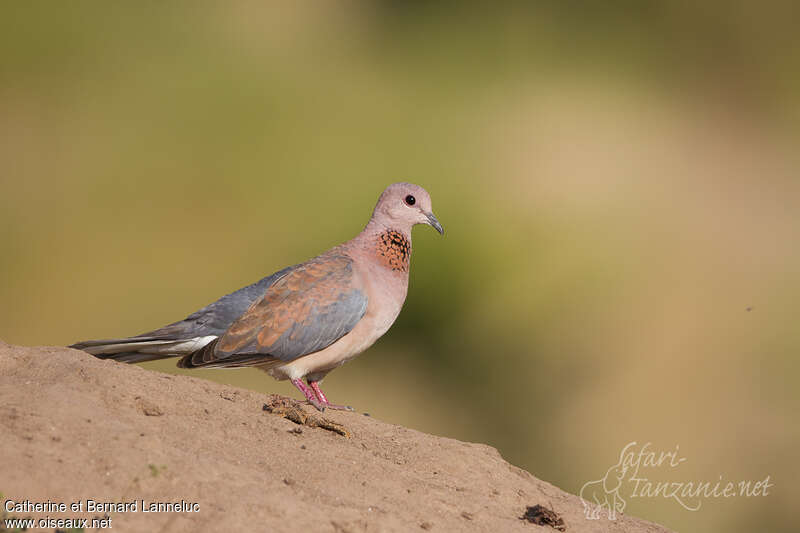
[70,183,443,411]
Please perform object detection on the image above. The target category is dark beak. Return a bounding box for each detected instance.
[425,212,444,235]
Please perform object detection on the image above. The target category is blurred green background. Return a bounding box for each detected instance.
[1,2,798,531]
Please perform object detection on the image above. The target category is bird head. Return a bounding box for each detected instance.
[371,182,443,236]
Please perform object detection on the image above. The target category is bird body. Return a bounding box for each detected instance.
[287,223,413,376]
[71,183,442,410]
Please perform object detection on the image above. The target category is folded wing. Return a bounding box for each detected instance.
[179,254,368,368]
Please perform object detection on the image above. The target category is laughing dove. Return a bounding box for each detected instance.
[70,183,443,411]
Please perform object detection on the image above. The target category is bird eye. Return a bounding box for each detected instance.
[404,195,416,206]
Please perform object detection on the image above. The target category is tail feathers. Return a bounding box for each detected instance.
[93,351,184,364]
[177,338,276,369]
[70,335,217,364]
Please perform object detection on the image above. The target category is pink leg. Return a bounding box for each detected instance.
[308,380,354,411]
[290,379,325,411]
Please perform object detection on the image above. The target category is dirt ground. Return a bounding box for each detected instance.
[0,342,670,532]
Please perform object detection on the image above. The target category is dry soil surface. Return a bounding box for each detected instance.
[0,342,671,532]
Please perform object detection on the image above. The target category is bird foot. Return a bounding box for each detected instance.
[321,403,354,411]
[307,380,355,412]
[290,378,355,412]
[304,398,328,412]
[302,398,353,411]
[291,379,326,411]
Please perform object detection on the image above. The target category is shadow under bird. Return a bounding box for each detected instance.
[70,183,443,411]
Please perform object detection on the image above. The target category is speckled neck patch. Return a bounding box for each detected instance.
[376,230,411,272]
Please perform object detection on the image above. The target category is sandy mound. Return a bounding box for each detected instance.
[0,342,670,532]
